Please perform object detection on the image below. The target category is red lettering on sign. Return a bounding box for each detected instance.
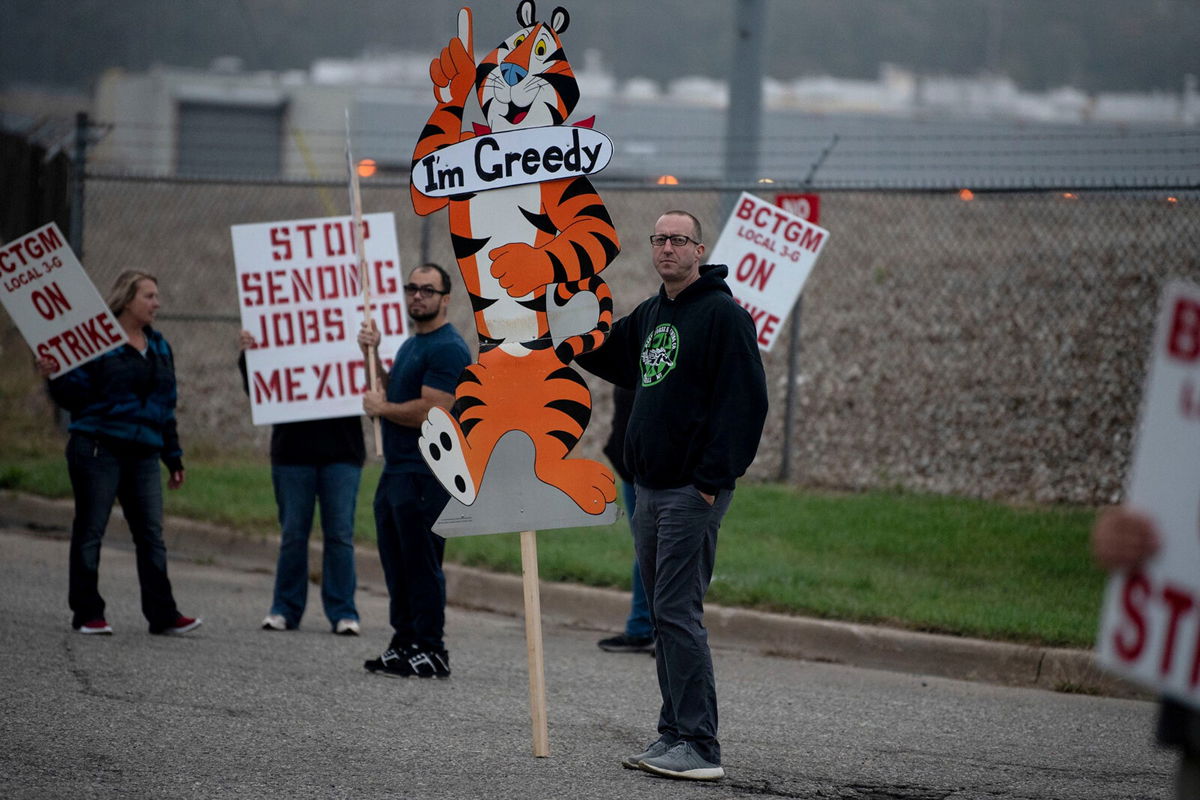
[31,281,72,320]
[733,296,782,347]
[314,363,337,400]
[734,253,775,292]
[252,367,307,403]
[1168,298,1200,362]
[252,307,346,349]
[252,370,283,404]
[735,196,756,221]
[380,301,406,336]
[270,227,292,261]
[794,226,825,253]
[296,224,318,259]
[324,222,349,257]
[61,329,89,361]
[374,259,398,294]
[241,272,263,307]
[1161,585,1196,676]
[0,225,64,273]
[1114,570,1150,662]
[32,310,122,373]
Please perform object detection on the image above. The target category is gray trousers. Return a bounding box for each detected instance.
[631,484,733,765]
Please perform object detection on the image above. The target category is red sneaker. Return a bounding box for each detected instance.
[154,615,202,635]
[76,619,113,635]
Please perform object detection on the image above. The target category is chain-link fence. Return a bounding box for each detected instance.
[23,173,1180,505]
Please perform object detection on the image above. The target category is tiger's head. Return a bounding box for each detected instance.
[476,0,579,132]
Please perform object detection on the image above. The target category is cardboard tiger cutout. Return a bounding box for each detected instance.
[410,1,621,532]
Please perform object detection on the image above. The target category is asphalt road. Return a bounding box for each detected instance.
[0,526,1176,799]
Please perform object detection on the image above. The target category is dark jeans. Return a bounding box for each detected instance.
[622,481,653,639]
[66,433,180,630]
[631,484,733,765]
[269,463,361,628]
[374,470,449,651]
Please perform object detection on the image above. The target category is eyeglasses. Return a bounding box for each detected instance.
[649,234,699,248]
[403,284,448,298]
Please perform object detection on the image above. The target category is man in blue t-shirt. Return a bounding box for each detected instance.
[357,263,471,678]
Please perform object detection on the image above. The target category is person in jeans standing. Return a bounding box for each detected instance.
[238,333,364,635]
[38,270,201,636]
[358,263,470,678]
[576,211,768,781]
[596,384,654,655]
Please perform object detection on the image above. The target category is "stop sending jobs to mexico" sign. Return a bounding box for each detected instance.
[707,192,830,351]
[0,222,127,378]
[1096,280,1200,709]
[231,213,407,426]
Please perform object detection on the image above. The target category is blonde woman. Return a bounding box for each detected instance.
[37,271,200,636]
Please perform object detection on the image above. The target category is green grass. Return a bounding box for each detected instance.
[0,445,1105,648]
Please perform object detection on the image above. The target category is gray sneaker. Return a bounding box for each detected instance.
[638,741,725,781]
[621,738,671,770]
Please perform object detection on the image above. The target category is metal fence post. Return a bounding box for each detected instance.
[69,112,88,259]
[56,111,90,431]
[778,295,801,482]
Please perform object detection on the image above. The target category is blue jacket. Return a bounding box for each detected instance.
[48,326,184,471]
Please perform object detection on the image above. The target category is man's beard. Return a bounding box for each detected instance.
[409,307,439,323]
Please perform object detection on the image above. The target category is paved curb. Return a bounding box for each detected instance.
[1,490,1145,699]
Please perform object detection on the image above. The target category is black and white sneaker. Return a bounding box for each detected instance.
[364,644,450,679]
[408,648,451,679]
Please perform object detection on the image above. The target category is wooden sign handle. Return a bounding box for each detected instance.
[520,529,550,757]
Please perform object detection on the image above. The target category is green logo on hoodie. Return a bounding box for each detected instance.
[640,323,679,386]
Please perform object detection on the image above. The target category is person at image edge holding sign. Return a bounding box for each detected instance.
[575,210,769,781]
[1092,506,1200,798]
[237,331,366,636]
[357,263,470,678]
[36,270,201,636]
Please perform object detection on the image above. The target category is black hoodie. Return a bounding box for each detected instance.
[576,264,768,495]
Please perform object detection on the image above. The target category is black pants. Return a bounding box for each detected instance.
[373,471,449,651]
[66,434,180,630]
[631,484,733,766]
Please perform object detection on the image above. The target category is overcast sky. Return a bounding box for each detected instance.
[3,0,1198,94]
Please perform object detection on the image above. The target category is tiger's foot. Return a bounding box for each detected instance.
[419,407,479,505]
[537,458,617,516]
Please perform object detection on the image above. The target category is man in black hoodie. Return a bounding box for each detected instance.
[575,210,768,781]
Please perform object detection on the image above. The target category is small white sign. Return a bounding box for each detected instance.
[1096,280,1200,709]
[231,213,407,426]
[0,222,127,377]
[708,192,830,351]
[412,125,613,197]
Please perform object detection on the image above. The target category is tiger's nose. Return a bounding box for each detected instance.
[500,63,527,86]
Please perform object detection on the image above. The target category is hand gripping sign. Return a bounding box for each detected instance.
[231,214,406,426]
[707,192,830,351]
[1096,281,1200,708]
[0,222,127,377]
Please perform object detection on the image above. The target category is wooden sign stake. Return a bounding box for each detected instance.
[520,529,550,757]
[345,111,383,456]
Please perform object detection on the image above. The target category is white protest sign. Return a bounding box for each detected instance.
[0,222,127,378]
[231,213,407,426]
[412,125,613,197]
[707,192,830,351]
[1096,280,1200,709]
